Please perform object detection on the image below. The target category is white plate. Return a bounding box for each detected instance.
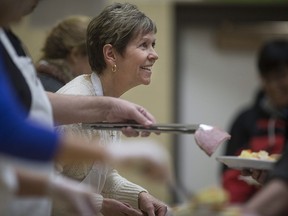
[216,156,275,170]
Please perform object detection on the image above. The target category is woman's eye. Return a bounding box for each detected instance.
[140,43,148,48]
[139,41,156,49]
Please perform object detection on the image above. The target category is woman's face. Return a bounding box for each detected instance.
[115,32,158,88]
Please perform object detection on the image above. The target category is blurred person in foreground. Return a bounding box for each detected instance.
[0,0,164,215]
[56,3,169,216]
[0,1,106,215]
[36,15,92,92]
[221,39,288,204]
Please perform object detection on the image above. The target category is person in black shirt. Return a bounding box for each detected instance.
[221,39,288,204]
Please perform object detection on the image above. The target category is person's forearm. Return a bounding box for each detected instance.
[47,92,155,128]
[16,169,48,196]
[55,133,109,165]
[243,180,288,216]
[47,92,110,125]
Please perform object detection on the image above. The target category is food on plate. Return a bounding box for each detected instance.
[238,149,278,161]
[171,186,230,216]
[194,124,231,156]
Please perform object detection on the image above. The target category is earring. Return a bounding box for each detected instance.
[112,64,117,73]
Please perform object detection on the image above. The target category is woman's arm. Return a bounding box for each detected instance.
[47,92,156,126]
[0,54,110,163]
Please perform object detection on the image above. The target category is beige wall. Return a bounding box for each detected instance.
[12,1,175,203]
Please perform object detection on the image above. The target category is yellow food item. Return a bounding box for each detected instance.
[194,186,229,210]
[238,149,276,161]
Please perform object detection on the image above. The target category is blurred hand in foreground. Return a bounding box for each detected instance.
[107,139,170,181]
[48,175,102,216]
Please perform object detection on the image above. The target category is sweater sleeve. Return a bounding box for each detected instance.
[0,52,59,161]
[101,169,147,209]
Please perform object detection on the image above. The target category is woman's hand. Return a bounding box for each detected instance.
[121,127,159,137]
[107,98,160,137]
[138,192,168,216]
[101,198,143,216]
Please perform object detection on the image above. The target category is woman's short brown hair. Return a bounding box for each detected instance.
[87,3,157,75]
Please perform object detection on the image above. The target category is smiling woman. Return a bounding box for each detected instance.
[54,2,168,216]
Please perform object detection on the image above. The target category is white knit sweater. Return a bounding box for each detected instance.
[54,74,147,215]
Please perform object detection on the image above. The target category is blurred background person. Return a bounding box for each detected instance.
[55,3,168,216]
[221,39,288,203]
[36,15,92,92]
[223,136,288,216]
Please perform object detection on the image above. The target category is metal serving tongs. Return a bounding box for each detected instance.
[82,122,231,156]
[82,122,200,134]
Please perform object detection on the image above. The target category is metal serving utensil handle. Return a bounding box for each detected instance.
[82,122,200,134]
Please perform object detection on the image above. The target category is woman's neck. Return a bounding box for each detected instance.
[98,71,124,97]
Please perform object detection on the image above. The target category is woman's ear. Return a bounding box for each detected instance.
[103,44,116,65]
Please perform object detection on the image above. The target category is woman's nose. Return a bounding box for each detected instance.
[149,48,159,61]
